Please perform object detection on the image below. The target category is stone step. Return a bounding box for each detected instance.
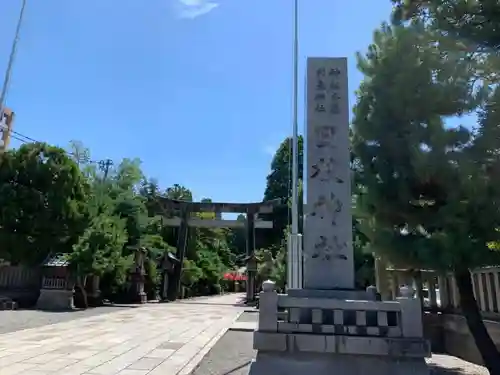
[0,297,17,310]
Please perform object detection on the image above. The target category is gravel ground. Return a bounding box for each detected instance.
[0,305,135,334]
[192,312,488,375]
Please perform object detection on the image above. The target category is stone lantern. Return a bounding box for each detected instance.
[245,253,258,303]
[159,251,180,302]
[130,247,147,303]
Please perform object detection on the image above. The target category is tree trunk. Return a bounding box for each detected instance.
[76,275,88,309]
[455,269,500,374]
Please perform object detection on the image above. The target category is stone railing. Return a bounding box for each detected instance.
[385,266,500,317]
[452,267,500,316]
[41,277,68,290]
[260,283,422,338]
[255,281,430,358]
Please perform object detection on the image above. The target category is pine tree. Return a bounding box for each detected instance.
[352,21,500,373]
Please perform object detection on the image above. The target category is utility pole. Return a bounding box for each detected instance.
[0,0,27,154]
[97,159,113,214]
[98,159,113,182]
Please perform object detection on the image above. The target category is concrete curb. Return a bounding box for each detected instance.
[229,321,257,332]
[179,310,245,375]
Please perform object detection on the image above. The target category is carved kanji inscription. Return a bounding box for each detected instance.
[310,235,348,262]
[310,192,343,225]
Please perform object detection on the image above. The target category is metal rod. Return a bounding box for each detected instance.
[0,0,27,116]
[291,0,299,236]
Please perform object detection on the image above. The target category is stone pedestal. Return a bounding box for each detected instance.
[36,289,74,310]
[250,281,430,375]
[130,273,147,304]
[87,275,102,307]
[250,352,428,375]
[249,57,430,375]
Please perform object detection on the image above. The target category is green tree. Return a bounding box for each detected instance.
[0,139,240,304]
[67,140,91,168]
[108,159,149,248]
[352,21,500,372]
[181,259,203,289]
[0,143,89,265]
[112,158,144,192]
[139,178,162,217]
[392,0,500,50]
[227,214,247,264]
[260,136,304,249]
[67,214,128,307]
[166,184,193,201]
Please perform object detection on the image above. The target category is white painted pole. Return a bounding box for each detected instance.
[290,0,299,238]
[287,0,303,290]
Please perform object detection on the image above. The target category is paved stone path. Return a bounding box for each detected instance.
[0,293,246,375]
[0,306,133,335]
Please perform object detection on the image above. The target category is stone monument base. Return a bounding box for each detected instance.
[249,351,429,375]
[253,281,430,375]
[36,289,74,310]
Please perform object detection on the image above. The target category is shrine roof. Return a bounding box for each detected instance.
[42,253,69,267]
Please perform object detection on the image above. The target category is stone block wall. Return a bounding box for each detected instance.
[424,313,500,365]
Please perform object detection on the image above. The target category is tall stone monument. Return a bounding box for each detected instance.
[248,58,430,375]
[304,57,353,290]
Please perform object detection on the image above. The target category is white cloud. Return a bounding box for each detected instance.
[263,145,277,156]
[175,0,219,19]
[263,136,286,157]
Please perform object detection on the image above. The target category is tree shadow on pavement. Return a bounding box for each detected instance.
[174,301,247,308]
[220,361,252,375]
[15,303,142,313]
[428,364,473,374]
[174,295,248,308]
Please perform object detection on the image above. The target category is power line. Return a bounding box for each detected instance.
[6,128,110,168]
[11,128,36,143]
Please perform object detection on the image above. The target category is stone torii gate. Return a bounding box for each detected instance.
[156,198,279,302]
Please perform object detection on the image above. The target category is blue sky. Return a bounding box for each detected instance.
[0,0,393,203]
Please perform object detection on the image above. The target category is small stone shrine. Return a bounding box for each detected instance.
[249,58,430,375]
[36,253,74,310]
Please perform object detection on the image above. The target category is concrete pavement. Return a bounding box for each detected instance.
[0,293,246,375]
[193,311,488,375]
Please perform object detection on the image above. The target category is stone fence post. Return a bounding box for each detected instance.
[258,280,278,332]
[397,285,424,338]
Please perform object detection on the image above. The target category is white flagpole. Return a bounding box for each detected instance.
[287,0,302,290]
